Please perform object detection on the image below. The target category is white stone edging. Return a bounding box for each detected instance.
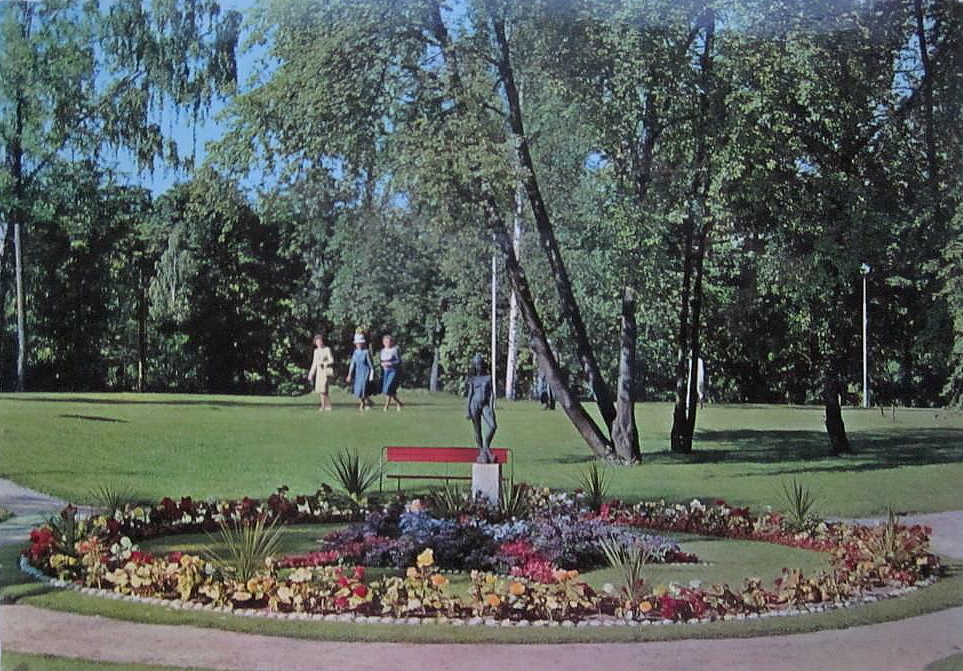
[18,555,937,629]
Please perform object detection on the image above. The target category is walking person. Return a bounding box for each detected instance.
[379,334,404,411]
[346,333,374,411]
[307,334,335,411]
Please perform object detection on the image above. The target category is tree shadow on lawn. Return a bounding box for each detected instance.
[634,428,963,473]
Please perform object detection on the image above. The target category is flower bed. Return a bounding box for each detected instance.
[277,498,697,580]
[21,486,941,626]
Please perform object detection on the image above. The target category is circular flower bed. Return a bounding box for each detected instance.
[277,491,698,580]
[21,485,941,626]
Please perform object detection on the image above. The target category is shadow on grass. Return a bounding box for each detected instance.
[59,414,129,423]
[627,428,963,473]
[15,395,432,409]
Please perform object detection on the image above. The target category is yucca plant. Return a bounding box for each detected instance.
[326,449,380,503]
[47,505,81,557]
[202,517,283,583]
[779,478,818,532]
[91,484,135,516]
[430,483,468,518]
[865,508,919,567]
[578,461,610,513]
[599,536,651,609]
[499,483,531,519]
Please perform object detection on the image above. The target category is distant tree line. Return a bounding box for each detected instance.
[2,0,961,458]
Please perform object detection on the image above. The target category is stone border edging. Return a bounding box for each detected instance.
[18,555,938,630]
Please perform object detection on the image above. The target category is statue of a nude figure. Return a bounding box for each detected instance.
[466,354,497,464]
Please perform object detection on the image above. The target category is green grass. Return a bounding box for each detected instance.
[1,391,961,516]
[0,652,210,671]
[926,653,963,671]
[7,561,961,644]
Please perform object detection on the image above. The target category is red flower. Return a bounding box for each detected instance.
[353,584,368,598]
[337,575,350,587]
[129,551,154,564]
[167,552,184,563]
[334,596,349,610]
[353,566,365,580]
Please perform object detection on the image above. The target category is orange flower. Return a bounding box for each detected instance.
[553,569,570,583]
[639,600,653,613]
[509,581,526,596]
[485,593,502,608]
[431,573,448,587]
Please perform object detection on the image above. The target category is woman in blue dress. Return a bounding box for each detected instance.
[379,334,404,411]
[345,333,374,411]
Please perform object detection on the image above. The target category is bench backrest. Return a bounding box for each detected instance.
[383,446,510,464]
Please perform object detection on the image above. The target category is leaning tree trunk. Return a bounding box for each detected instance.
[484,194,615,460]
[611,287,641,462]
[491,15,617,432]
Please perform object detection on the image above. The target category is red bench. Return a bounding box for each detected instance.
[380,446,513,491]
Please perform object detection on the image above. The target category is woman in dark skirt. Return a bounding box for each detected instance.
[379,334,404,411]
[346,333,374,411]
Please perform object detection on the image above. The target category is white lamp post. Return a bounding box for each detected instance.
[860,263,871,408]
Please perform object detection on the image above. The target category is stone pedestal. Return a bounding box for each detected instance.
[471,463,502,505]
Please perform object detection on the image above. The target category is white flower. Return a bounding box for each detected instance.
[603,582,615,595]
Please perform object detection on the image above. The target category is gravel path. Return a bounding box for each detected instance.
[1,479,961,671]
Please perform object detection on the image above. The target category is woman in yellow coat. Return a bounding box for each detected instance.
[307,334,335,411]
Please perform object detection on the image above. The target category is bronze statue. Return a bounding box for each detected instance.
[466,354,497,464]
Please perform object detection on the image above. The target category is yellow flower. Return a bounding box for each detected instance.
[416,548,434,568]
[509,581,526,596]
[485,593,501,608]
[566,570,579,581]
[406,567,419,579]
[484,573,497,585]
[639,600,653,613]
[431,573,448,587]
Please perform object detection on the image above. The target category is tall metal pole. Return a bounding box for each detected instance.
[491,251,497,404]
[861,263,870,408]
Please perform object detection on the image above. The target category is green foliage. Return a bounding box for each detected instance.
[779,479,819,532]
[429,484,469,519]
[598,535,651,610]
[499,483,532,519]
[0,506,13,523]
[202,517,283,583]
[577,461,610,513]
[46,506,81,558]
[90,485,136,516]
[325,449,380,503]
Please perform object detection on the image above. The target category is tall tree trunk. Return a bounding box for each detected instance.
[13,220,26,392]
[137,267,147,392]
[670,7,716,454]
[611,287,640,462]
[913,0,940,221]
[483,193,615,460]
[429,317,443,392]
[504,182,523,400]
[490,15,617,432]
[685,227,711,431]
[824,368,851,454]
[670,217,696,453]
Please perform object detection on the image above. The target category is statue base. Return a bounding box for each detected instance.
[471,462,502,505]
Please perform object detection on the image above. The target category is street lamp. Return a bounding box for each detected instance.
[860,263,871,409]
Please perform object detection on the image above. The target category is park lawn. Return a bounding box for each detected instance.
[0,391,961,516]
[0,652,209,671]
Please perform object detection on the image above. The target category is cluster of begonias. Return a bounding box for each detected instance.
[23,487,941,623]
